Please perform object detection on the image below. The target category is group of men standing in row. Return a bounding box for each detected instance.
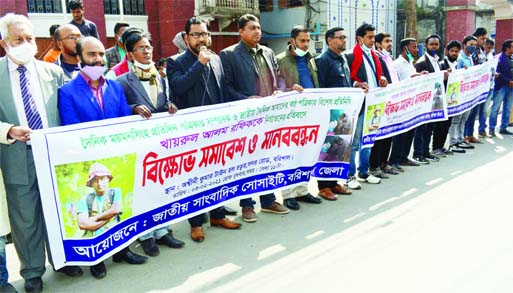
[1,5,512,292]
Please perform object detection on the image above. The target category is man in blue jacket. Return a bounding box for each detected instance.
[488,39,513,136]
[58,36,147,279]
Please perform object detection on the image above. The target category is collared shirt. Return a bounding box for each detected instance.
[55,54,80,81]
[80,72,107,111]
[245,43,274,97]
[425,53,441,72]
[316,48,351,88]
[7,58,49,129]
[361,45,378,88]
[443,57,458,71]
[472,47,487,65]
[394,55,416,81]
[376,50,399,83]
[457,51,474,69]
[70,18,99,39]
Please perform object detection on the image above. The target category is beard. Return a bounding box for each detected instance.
[447,56,458,62]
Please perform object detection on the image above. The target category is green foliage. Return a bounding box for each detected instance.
[54,153,137,238]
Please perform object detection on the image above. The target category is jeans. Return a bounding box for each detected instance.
[139,227,169,241]
[348,111,370,176]
[188,207,226,227]
[240,194,276,209]
[0,236,7,286]
[449,110,471,145]
[413,122,434,157]
[489,86,513,131]
[478,89,493,133]
[464,106,479,137]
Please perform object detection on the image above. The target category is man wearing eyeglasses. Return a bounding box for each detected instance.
[54,24,82,81]
[168,17,242,242]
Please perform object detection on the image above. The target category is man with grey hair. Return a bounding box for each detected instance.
[0,13,82,293]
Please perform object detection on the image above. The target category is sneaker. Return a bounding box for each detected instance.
[442,147,454,155]
[425,154,440,162]
[448,144,465,153]
[390,163,405,173]
[356,173,381,184]
[489,130,496,137]
[261,202,289,214]
[431,148,447,157]
[478,130,487,138]
[242,207,257,222]
[412,156,429,165]
[458,142,474,149]
[370,168,389,179]
[345,176,362,189]
[499,128,513,135]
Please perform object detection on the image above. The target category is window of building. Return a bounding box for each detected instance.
[259,0,273,12]
[27,0,63,13]
[278,0,304,8]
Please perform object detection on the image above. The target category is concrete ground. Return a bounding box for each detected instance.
[5,132,513,293]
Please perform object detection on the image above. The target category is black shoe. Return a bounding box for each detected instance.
[156,233,185,249]
[112,249,147,264]
[284,198,300,210]
[499,128,513,135]
[449,144,466,153]
[399,159,420,166]
[412,156,429,165]
[90,262,107,279]
[296,193,322,204]
[140,238,160,256]
[489,130,496,137]
[223,206,238,216]
[424,154,440,162]
[0,283,17,293]
[457,142,474,149]
[54,265,83,277]
[24,277,42,293]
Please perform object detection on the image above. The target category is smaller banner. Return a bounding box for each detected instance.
[446,61,495,117]
[362,72,446,147]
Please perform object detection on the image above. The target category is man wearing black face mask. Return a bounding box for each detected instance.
[58,36,147,279]
[412,34,443,165]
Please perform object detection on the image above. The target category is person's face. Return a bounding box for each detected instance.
[130,38,153,64]
[71,8,84,22]
[426,38,440,53]
[328,30,347,52]
[406,41,418,56]
[463,39,477,55]
[506,43,513,57]
[358,30,375,49]
[91,175,110,194]
[380,36,393,52]
[484,43,493,54]
[447,46,460,60]
[1,23,36,49]
[185,23,211,55]
[57,26,81,56]
[117,26,128,46]
[476,34,487,47]
[239,20,261,47]
[292,31,310,52]
[79,38,106,66]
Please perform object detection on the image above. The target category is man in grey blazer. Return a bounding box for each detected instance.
[0,14,82,293]
[116,29,185,256]
[220,14,289,223]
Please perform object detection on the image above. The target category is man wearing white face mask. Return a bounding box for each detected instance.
[276,25,325,209]
[0,13,83,293]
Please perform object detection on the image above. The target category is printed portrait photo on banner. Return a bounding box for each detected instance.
[364,103,385,135]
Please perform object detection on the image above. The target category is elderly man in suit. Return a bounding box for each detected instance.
[58,36,147,279]
[220,14,289,223]
[0,13,82,293]
[168,17,242,242]
[345,23,386,190]
[116,29,185,253]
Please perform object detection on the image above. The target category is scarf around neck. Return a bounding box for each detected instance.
[133,64,159,107]
[350,43,383,83]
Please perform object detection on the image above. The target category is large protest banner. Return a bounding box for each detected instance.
[446,61,495,117]
[31,89,364,268]
[361,72,446,147]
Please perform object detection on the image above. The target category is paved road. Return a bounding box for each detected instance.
[6,133,513,293]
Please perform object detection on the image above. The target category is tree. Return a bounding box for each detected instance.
[405,0,418,39]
